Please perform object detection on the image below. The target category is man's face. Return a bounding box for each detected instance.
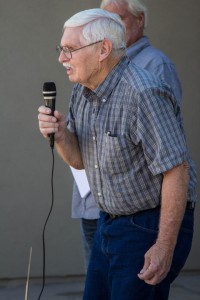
[104,1,144,47]
[59,26,102,89]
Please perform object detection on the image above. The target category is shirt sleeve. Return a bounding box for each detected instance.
[153,62,182,108]
[134,86,188,175]
[66,85,77,133]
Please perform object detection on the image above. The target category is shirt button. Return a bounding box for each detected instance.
[102,98,106,102]
[93,136,96,141]
[98,193,102,197]
[94,164,98,169]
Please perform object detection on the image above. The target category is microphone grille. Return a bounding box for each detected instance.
[43,82,56,96]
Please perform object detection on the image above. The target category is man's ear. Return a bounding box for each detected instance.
[99,39,113,62]
[137,12,145,28]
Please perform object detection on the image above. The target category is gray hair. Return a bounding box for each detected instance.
[100,0,148,28]
[63,8,126,50]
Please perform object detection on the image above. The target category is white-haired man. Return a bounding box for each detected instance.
[38,8,196,300]
[72,0,183,271]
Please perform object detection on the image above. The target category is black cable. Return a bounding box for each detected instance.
[37,146,55,299]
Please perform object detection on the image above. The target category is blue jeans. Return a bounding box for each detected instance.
[80,218,98,271]
[83,207,194,300]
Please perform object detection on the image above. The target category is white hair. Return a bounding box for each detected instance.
[100,0,148,28]
[63,8,126,50]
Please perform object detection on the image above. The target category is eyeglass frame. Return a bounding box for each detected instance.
[56,40,103,59]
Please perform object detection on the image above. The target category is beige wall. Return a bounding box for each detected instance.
[0,0,199,279]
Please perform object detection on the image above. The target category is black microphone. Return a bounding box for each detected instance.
[43,82,57,148]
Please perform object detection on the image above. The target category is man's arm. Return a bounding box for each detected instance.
[38,105,84,169]
[55,128,84,169]
[138,161,189,285]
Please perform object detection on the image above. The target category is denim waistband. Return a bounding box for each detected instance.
[108,202,195,219]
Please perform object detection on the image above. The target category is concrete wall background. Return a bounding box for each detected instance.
[0,0,199,279]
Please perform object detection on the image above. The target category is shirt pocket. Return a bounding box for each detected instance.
[100,133,135,176]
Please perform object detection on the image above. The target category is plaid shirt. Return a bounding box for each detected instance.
[67,56,196,215]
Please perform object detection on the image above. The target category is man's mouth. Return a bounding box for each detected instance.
[63,63,73,71]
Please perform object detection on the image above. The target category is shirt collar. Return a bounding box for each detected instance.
[83,56,130,102]
[126,36,150,59]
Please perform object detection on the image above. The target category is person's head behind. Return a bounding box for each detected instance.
[100,0,147,47]
[59,9,126,89]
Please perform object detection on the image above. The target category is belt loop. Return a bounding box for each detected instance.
[186,202,195,210]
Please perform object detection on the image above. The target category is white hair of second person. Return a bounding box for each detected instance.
[63,8,126,50]
[100,0,148,28]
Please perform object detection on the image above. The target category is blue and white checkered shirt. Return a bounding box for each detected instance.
[67,56,196,215]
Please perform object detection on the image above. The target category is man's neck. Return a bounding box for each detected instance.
[83,55,123,91]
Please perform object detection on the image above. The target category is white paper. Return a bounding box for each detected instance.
[70,167,90,198]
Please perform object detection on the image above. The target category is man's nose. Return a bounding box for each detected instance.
[58,51,70,63]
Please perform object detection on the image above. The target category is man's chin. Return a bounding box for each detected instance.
[67,74,77,83]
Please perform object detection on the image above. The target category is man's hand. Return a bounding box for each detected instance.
[38,105,84,169]
[38,105,66,142]
[138,241,174,285]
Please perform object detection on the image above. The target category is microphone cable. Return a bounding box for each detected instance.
[37,145,55,299]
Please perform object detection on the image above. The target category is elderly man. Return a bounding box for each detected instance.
[38,8,196,300]
[72,0,183,271]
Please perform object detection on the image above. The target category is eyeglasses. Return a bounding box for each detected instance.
[56,40,103,59]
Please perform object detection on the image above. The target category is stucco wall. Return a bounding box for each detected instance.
[0,0,199,278]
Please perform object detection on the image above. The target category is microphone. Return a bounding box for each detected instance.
[43,82,57,148]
